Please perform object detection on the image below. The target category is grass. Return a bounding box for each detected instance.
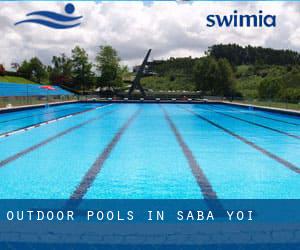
[141,75,195,91]
[0,76,37,84]
[235,65,251,77]
[235,75,262,99]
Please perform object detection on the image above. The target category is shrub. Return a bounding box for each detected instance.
[258,78,283,99]
[279,88,300,103]
[0,64,5,76]
[193,57,235,96]
[169,75,176,82]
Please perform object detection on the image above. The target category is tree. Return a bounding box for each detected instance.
[71,46,94,91]
[280,88,300,102]
[0,64,5,76]
[258,78,283,99]
[215,58,235,96]
[18,60,32,79]
[49,54,73,85]
[95,45,122,88]
[208,44,300,66]
[18,58,47,83]
[193,57,235,96]
[29,57,47,83]
[193,57,218,93]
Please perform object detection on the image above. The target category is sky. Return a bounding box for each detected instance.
[0,1,300,70]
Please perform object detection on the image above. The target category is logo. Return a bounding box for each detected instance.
[206,10,276,28]
[15,3,82,29]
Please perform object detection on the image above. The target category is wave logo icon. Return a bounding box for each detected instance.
[15,3,82,29]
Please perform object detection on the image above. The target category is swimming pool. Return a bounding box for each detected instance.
[0,103,298,199]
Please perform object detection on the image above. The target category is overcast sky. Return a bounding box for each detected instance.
[1,1,300,69]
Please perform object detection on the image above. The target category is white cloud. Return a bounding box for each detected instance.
[0,1,300,70]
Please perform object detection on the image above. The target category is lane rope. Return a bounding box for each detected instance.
[0,104,112,139]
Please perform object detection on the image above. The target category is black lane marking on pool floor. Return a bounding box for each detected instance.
[0,104,90,124]
[70,108,141,200]
[0,109,116,168]
[180,106,300,174]
[203,106,300,140]
[160,105,218,199]
[251,113,300,126]
[0,104,109,139]
[214,105,300,126]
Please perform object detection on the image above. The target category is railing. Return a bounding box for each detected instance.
[1,93,299,112]
[0,95,78,109]
[230,97,300,111]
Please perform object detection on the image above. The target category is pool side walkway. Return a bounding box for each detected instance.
[0,99,299,117]
[0,100,79,113]
[223,101,300,117]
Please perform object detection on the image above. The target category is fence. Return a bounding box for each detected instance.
[0,82,77,108]
[231,97,300,111]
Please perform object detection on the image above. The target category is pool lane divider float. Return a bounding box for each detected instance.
[0,100,80,114]
[70,108,142,200]
[179,106,300,174]
[0,104,93,124]
[202,106,300,140]
[249,112,300,126]
[0,104,113,139]
[0,106,116,168]
[212,104,300,126]
[223,101,300,118]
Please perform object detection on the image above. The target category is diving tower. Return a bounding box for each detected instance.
[128,49,152,98]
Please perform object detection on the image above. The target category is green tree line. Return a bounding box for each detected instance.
[14,45,127,92]
[147,56,235,96]
[146,45,300,102]
[3,43,300,102]
[208,44,300,66]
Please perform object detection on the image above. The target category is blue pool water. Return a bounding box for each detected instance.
[0,103,103,136]
[0,103,298,199]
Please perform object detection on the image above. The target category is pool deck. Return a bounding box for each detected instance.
[223,101,300,117]
[0,99,299,117]
[0,100,78,114]
[82,99,300,116]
